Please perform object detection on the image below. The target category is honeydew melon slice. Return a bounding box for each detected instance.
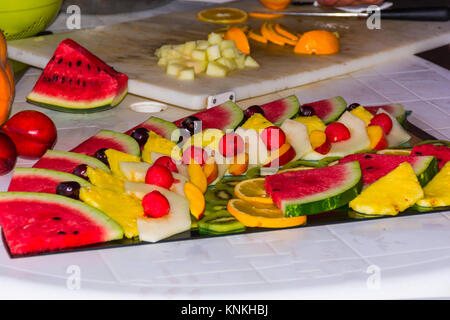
[377,109,411,147]
[124,181,191,243]
[302,111,371,160]
[280,119,312,160]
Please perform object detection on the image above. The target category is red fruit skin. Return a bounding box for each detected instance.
[2,110,57,159]
[219,132,244,157]
[0,132,17,175]
[182,146,208,166]
[373,133,388,151]
[261,126,286,151]
[153,156,178,173]
[145,164,174,189]
[315,141,331,155]
[325,122,351,143]
[369,113,393,135]
[142,190,170,218]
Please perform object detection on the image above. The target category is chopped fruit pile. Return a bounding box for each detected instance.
[155,31,259,80]
[2,86,449,256]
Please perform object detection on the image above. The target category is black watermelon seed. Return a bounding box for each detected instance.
[437,158,442,162]
[415,152,423,155]
[73,231,79,235]
[57,231,67,235]
[366,166,374,170]
[272,188,280,192]
[52,217,61,220]
[364,155,372,159]
[77,79,80,85]
[87,64,91,70]
[53,75,58,81]
[61,77,65,83]
[97,66,101,72]
[82,81,86,87]
[58,58,63,64]
[51,55,55,61]
[68,61,72,67]
[77,60,82,67]
[69,78,73,84]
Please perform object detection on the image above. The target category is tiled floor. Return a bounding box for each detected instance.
[0,53,449,299]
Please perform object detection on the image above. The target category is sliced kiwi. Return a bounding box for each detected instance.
[190,215,199,231]
[215,176,246,189]
[205,186,234,206]
[198,210,245,235]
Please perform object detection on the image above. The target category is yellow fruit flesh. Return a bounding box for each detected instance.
[416,162,450,207]
[105,149,141,178]
[142,131,181,163]
[80,186,144,238]
[350,162,424,216]
[293,116,326,134]
[350,106,374,126]
[241,113,274,131]
[86,167,124,193]
[234,178,273,204]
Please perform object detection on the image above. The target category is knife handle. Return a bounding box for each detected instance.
[379,7,449,21]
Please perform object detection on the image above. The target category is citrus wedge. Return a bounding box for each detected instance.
[274,24,298,41]
[248,12,284,19]
[228,198,306,228]
[234,178,273,204]
[248,29,268,44]
[376,149,411,156]
[197,8,248,24]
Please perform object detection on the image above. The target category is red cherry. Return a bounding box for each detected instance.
[153,156,178,173]
[142,190,170,218]
[0,132,17,175]
[369,113,393,135]
[2,110,57,159]
[145,164,174,189]
[315,141,331,155]
[218,133,244,157]
[260,126,286,151]
[182,146,208,165]
[325,122,351,143]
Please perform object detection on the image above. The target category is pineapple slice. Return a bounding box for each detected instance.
[86,166,125,193]
[350,106,374,125]
[416,162,450,208]
[293,115,326,134]
[350,162,424,216]
[104,149,141,178]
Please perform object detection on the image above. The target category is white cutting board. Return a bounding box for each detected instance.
[7,1,450,110]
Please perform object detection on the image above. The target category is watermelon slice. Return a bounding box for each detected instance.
[411,144,450,170]
[8,167,91,194]
[27,39,128,113]
[265,161,362,216]
[70,129,140,157]
[125,116,180,142]
[259,95,300,126]
[364,104,407,125]
[173,101,244,131]
[338,153,438,188]
[302,96,347,124]
[33,150,110,173]
[0,192,123,255]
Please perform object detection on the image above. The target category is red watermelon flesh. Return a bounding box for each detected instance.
[173,101,244,131]
[8,168,91,194]
[260,95,300,126]
[70,130,140,157]
[303,96,347,124]
[33,150,110,173]
[338,153,438,187]
[125,116,180,142]
[411,144,450,170]
[364,104,406,124]
[0,192,123,255]
[27,39,128,113]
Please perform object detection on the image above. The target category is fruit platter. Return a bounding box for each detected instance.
[1,35,450,259]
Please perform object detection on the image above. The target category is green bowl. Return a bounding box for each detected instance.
[0,0,63,40]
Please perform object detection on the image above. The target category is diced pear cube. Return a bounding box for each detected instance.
[167,49,182,59]
[217,57,237,71]
[244,56,260,68]
[158,45,172,58]
[206,61,228,78]
[186,60,208,74]
[206,44,221,61]
[208,32,223,45]
[178,68,195,80]
[166,63,184,76]
[235,54,246,69]
[222,47,237,59]
[157,57,168,67]
[196,40,209,50]
[192,49,207,61]
[183,41,197,56]
[220,40,236,51]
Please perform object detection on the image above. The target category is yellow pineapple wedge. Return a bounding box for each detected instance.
[349,162,424,216]
[416,162,450,208]
[105,149,141,178]
[80,186,144,238]
[86,166,125,193]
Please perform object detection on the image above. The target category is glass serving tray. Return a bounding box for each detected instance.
[4,120,449,258]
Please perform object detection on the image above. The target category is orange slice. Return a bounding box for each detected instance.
[248,12,284,19]
[261,22,284,46]
[248,29,268,44]
[234,178,273,204]
[259,0,291,10]
[224,26,250,54]
[274,24,298,41]
[227,199,307,228]
[197,8,248,24]
[294,30,340,55]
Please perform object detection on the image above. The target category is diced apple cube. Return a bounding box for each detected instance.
[220,40,236,51]
[157,45,172,58]
[206,44,221,61]
[174,44,185,53]
[167,49,182,59]
[206,61,228,78]
[235,54,246,69]
[244,56,260,68]
[157,57,168,67]
[196,40,209,50]
[178,67,195,80]
[208,32,223,45]
[217,57,237,71]
[166,63,184,76]
[222,47,237,59]
[192,49,207,61]
[183,41,197,56]
[186,60,208,74]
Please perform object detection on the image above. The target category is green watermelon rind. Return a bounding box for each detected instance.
[412,156,438,187]
[282,162,363,217]
[11,167,92,188]
[135,116,180,142]
[94,130,141,156]
[37,150,111,173]
[0,192,124,242]
[319,96,347,124]
[218,101,245,130]
[263,95,300,126]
